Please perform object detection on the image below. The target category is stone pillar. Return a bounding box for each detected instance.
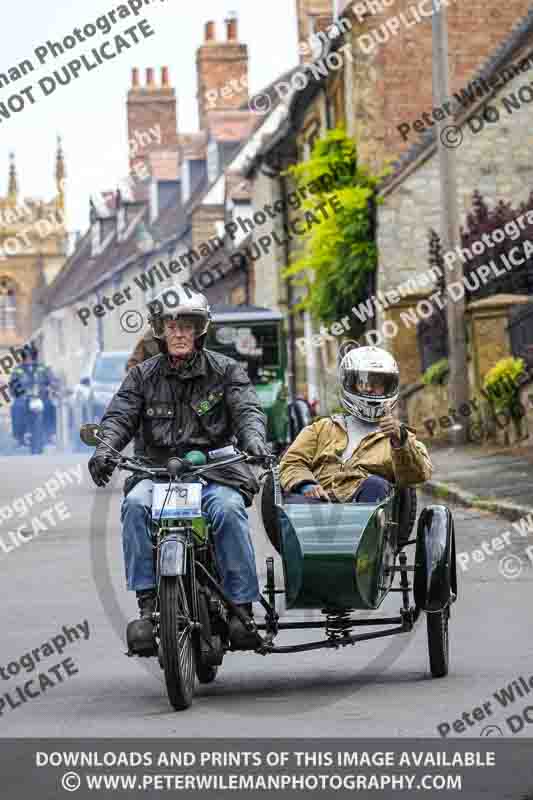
[465,293,531,393]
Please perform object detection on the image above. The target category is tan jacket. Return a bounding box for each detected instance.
[279,414,432,502]
[126,329,162,372]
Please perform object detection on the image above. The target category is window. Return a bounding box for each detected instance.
[207,140,219,185]
[0,277,17,331]
[181,160,191,205]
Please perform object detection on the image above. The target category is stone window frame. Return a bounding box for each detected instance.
[0,276,18,332]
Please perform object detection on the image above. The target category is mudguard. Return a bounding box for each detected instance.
[159,533,187,577]
[414,505,457,612]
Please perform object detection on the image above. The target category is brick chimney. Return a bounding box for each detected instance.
[295,0,334,62]
[127,67,177,171]
[196,12,249,130]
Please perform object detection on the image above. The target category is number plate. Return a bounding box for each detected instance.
[151,483,203,520]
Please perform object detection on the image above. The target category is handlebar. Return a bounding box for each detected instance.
[103,450,275,479]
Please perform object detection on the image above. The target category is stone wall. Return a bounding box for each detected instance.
[378,38,533,293]
[466,294,531,393]
[342,0,532,168]
[375,39,533,385]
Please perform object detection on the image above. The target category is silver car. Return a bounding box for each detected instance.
[68,351,129,450]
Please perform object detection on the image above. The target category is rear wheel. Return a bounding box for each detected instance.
[427,606,449,677]
[159,575,196,710]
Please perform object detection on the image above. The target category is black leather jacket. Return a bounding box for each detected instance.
[96,349,267,505]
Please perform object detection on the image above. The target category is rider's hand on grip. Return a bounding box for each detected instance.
[245,437,270,461]
[88,451,116,487]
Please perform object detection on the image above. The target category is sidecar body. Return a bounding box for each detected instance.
[261,473,456,616]
[277,496,397,610]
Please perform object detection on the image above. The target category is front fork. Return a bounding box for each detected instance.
[152,526,200,634]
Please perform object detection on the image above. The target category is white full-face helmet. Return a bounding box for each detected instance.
[338,345,400,421]
[147,284,211,340]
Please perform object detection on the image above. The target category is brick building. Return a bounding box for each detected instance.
[376,8,533,386]
[40,14,273,390]
[245,0,533,408]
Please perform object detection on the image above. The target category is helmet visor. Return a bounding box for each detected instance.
[150,312,207,339]
[343,369,399,398]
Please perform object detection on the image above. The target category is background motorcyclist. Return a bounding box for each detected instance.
[126,327,162,372]
[9,346,57,447]
[88,286,269,650]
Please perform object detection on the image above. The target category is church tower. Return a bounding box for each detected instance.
[0,140,67,359]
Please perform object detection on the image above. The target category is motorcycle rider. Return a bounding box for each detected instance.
[9,346,57,447]
[87,286,269,650]
[279,345,432,502]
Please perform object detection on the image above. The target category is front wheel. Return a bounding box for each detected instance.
[427,606,449,678]
[29,412,44,455]
[159,575,196,710]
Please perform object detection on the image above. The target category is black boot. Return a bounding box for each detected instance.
[228,602,260,650]
[137,589,157,619]
[127,589,157,657]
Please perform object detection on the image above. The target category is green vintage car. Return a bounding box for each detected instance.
[205,305,312,453]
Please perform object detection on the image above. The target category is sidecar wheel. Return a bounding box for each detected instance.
[427,606,449,678]
[159,576,196,710]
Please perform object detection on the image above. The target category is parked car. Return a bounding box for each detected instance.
[68,351,129,449]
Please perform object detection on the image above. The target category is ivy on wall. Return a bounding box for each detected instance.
[282,128,390,327]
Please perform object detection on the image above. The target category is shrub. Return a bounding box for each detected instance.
[483,357,525,418]
[421,358,449,386]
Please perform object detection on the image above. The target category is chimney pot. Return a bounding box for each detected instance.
[146,67,155,87]
[132,67,140,88]
[226,16,238,41]
[205,21,216,41]
[161,66,169,87]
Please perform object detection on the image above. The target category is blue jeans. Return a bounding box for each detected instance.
[351,475,392,502]
[120,480,260,604]
[293,475,392,503]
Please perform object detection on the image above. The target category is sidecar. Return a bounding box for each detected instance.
[258,473,457,677]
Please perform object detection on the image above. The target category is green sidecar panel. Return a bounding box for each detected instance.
[277,494,396,610]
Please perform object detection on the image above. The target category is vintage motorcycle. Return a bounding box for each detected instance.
[81,422,457,712]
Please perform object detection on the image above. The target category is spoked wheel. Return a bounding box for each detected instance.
[159,575,196,710]
[427,605,450,678]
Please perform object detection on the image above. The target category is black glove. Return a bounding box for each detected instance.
[245,437,270,458]
[88,451,116,487]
